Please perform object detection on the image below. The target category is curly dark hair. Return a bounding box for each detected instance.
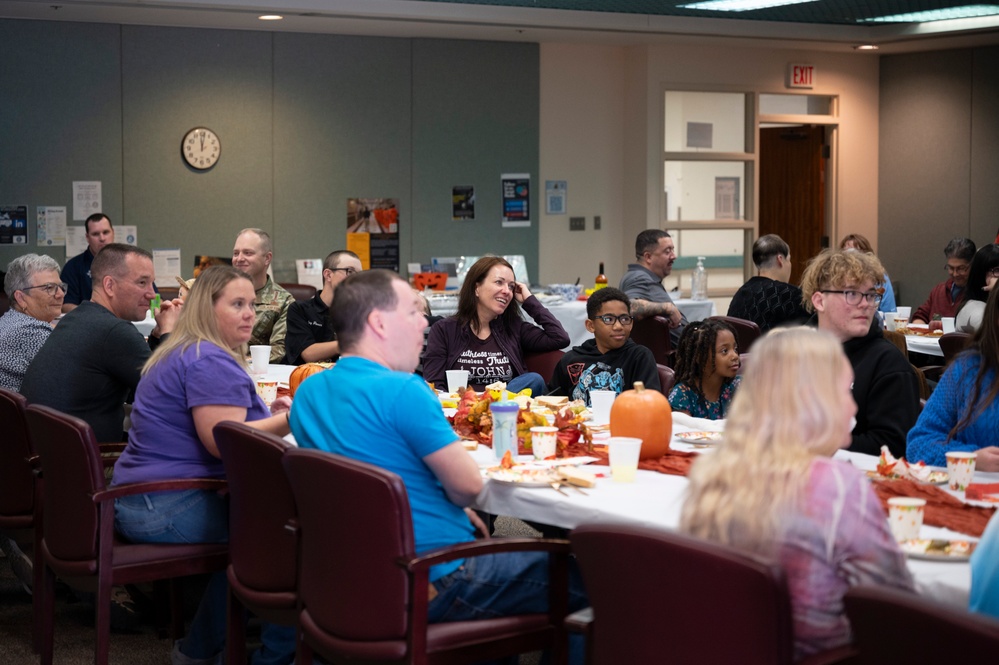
[673,319,737,391]
[454,256,521,335]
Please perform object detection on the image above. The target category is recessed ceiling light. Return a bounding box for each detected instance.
[859,5,999,23]
[853,44,880,51]
[258,15,283,21]
[679,0,818,11]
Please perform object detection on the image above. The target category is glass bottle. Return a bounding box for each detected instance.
[594,262,608,291]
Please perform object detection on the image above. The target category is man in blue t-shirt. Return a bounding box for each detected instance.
[61,212,114,312]
[289,270,586,659]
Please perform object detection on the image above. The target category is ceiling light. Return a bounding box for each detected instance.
[680,0,818,11]
[853,44,880,51]
[859,5,999,23]
[258,15,283,21]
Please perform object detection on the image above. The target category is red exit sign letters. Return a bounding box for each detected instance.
[787,64,815,89]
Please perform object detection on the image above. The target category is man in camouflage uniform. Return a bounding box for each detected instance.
[232,228,294,363]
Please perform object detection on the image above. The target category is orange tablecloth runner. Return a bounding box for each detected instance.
[872,479,995,538]
[562,441,699,477]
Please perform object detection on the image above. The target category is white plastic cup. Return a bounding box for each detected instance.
[446,370,470,394]
[946,451,977,491]
[250,345,271,376]
[887,497,926,542]
[530,426,558,460]
[608,436,642,483]
[896,306,911,321]
[941,317,956,334]
[590,390,616,424]
[883,312,898,331]
[255,380,278,406]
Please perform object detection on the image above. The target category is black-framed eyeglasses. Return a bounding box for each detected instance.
[820,290,883,306]
[987,267,999,280]
[20,282,68,296]
[945,263,970,275]
[328,267,357,276]
[593,314,634,326]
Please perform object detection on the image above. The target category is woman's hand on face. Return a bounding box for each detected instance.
[270,395,292,414]
[511,281,532,304]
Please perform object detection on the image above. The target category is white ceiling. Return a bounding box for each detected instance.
[2,0,999,53]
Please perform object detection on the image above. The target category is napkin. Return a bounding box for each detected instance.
[671,412,725,433]
[872,479,995,538]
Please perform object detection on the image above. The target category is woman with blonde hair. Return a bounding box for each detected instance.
[112,265,294,665]
[680,326,913,659]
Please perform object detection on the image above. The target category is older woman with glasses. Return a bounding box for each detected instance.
[0,254,65,391]
[956,244,999,333]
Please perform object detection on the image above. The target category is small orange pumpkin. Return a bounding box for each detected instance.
[609,381,672,460]
[289,362,334,396]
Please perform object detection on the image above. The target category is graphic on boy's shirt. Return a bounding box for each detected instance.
[571,362,625,403]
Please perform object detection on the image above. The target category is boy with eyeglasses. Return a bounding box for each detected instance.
[284,249,362,364]
[548,287,659,405]
[800,249,920,458]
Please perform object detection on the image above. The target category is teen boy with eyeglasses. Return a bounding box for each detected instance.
[284,249,362,364]
[548,287,660,405]
[801,249,920,458]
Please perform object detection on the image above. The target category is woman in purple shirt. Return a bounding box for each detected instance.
[112,266,293,665]
[680,327,913,659]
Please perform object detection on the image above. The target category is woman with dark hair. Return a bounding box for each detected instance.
[423,256,569,395]
[840,233,896,314]
[112,265,294,665]
[907,285,999,471]
[956,243,999,333]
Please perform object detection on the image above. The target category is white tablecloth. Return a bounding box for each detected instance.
[425,295,718,351]
[472,423,993,608]
[905,335,943,357]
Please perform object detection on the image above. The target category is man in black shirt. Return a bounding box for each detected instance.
[728,234,809,332]
[284,250,362,364]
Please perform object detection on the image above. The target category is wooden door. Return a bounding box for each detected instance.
[759,125,826,285]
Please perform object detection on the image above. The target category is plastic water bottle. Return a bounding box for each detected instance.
[691,256,708,301]
[490,402,520,460]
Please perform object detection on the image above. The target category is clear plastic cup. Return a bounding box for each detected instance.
[250,345,271,375]
[590,390,616,425]
[608,436,642,483]
[446,370,470,394]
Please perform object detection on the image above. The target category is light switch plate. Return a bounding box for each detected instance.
[594,215,601,230]
[570,217,585,231]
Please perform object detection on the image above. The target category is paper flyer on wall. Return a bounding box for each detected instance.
[0,206,28,245]
[118,225,138,246]
[295,259,324,290]
[501,174,531,227]
[65,226,87,259]
[36,206,67,246]
[545,180,566,215]
[452,185,475,220]
[152,249,182,289]
[347,198,399,272]
[72,181,102,221]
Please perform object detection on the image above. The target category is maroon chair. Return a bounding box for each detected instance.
[570,523,854,665]
[708,315,762,353]
[214,421,298,665]
[630,315,673,366]
[655,364,675,397]
[939,331,971,364]
[279,283,317,302]
[282,448,572,665]
[25,404,229,665]
[844,585,999,662]
[525,349,565,385]
[0,388,43,650]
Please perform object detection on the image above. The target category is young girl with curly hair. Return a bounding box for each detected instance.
[668,319,741,419]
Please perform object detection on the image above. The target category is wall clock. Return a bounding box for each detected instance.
[181,127,221,170]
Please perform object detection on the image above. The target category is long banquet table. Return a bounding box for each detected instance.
[470,425,997,609]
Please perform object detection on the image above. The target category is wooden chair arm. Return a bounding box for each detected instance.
[400,537,570,572]
[91,478,228,503]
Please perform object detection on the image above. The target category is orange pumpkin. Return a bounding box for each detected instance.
[609,381,672,460]
[289,362,334,396]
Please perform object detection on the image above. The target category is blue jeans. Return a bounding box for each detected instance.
[508,372,547,397]
[114,490,295,665]
[428,551,588,664]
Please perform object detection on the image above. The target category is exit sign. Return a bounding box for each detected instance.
[788,64,815,89]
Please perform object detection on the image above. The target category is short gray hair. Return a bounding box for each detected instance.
[237,228,272,255]
[5,254,61,299]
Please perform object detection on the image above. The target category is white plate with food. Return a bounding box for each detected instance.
[866,470,949,485]
[483,466,561,487]
[899,538,976,561]
[675,431,724,445]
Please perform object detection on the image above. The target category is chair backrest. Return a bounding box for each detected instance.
[214,422,296,593]
[572,523,794,665]
[0,388,34,521]
[708,315,762,353]
[655,364,675,397]
[283,448,414,641]
[524,349,565,385]
[630,316,673,366]
[279,283,317,302]
[25,404,107,563]
[882,329,909,359]
[844,585,999,662]
[939,331,971,364]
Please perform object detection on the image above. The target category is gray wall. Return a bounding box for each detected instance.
[0,20,539,283]
[879,46,999,306]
